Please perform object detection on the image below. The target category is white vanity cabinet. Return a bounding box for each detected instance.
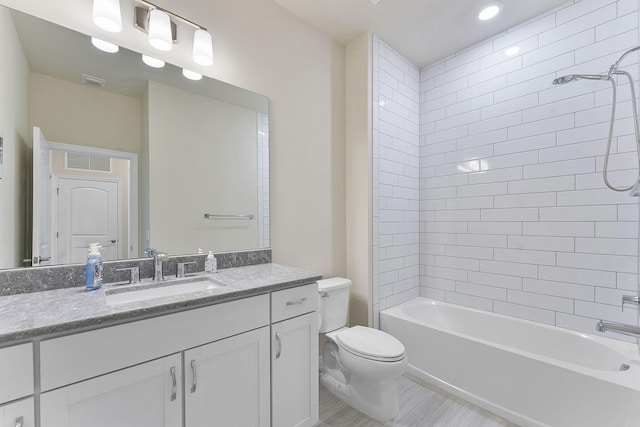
[40,354,182,427]
[184,326,271,427]
[271,284,319,427]
[38,295,270,427]
[13,281,320,427]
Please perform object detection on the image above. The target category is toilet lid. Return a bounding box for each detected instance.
[335,326,405,361]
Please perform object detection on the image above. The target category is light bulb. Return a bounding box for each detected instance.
[92,0,122,33]
[148,9,173,51]
[91,37,119,53]
[193,29,213,66]
[142,55,165,68]
[182,69,203,81]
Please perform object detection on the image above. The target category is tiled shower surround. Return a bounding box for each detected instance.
[372,37,421,328]
[375,0,640,339]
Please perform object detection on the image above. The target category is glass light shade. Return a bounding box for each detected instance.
[193,29,213,66]
[92,0,122,32]
[148,9,173,51]
[182,69,203,81]
[142,55,165,68]
[478,1,503,20]
[91,37,119,53]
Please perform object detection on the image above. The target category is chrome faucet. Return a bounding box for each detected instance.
[595,294,640,338]
[144,248,169,281]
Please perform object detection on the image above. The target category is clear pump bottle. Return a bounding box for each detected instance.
[86,243,103,291]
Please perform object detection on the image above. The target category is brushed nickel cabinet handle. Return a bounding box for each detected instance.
[190,360,198,393]
[275,332,282,359]
[170,366,177,401]
[286,297,307,306]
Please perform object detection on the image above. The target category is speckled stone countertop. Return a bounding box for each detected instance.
[0,263,321,345]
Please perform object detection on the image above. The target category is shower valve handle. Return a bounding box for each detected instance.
[621,295,640,312]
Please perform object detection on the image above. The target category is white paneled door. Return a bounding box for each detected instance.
[56,177,120,263]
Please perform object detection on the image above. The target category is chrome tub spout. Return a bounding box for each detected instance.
[596,320,640,338]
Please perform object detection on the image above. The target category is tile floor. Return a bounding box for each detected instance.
[316,374,518,427]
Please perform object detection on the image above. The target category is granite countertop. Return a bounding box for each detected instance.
[0,263,322,345]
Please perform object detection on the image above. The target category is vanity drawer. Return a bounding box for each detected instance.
[271,283,318,323]
[0,343,33,404]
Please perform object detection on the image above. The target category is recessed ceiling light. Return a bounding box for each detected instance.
[505,46,520,56]
[182,69,203,81]
[91,37,119,53]
[478,1,503,21]
[369,0,383,4]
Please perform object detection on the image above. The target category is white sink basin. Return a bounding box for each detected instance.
[105,276,226,305]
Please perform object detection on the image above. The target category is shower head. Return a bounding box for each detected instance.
[552,74,610,85]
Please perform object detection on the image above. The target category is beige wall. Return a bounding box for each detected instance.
[0,6,29,269]
[29,73,141,154]
[146,81,258,254]
[2,0,347,278]
[346,34,372,327]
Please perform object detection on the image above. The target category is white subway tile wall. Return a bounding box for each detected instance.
[257,112,269,249]
[416,0,640,340]
[373,37,421,328]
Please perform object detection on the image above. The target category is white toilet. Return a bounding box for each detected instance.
[318,277,407,422]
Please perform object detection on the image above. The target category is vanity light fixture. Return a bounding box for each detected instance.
[91,37,119,53]
[148,9,173,51]
[478,1,503,21]
[182,69,203,81]
[131,1,214,66]
[142,54,165,68]
[92,0,122,33]
[193,29,214,66]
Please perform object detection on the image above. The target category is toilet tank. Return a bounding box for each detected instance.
[317,278,351,333]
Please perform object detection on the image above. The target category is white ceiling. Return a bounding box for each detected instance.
[271,0,571,68]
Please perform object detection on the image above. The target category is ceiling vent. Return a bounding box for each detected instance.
[81,73,106,88]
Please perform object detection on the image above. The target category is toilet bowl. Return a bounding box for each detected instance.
[318,278,407,422]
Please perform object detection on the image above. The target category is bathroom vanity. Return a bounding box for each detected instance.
[0,263,321,427]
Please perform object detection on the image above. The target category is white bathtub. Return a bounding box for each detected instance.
[380,298,640,427]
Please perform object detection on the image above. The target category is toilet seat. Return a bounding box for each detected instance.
[334,326,405,362]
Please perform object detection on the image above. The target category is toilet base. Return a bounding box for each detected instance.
[320,368,399,422]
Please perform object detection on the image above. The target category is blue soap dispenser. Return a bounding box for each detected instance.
[86,243,103,291]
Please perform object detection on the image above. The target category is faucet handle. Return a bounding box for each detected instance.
[177,262,197,278]
[621,295,640,312]
[116,267,140,284]
[144,248,157,257]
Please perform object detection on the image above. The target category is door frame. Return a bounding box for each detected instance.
[53,175,122,263]
[46,142,139,260]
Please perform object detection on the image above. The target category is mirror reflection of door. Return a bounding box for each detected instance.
[56,178,120,263]
[31,127,138,266]
[32,127,52,266]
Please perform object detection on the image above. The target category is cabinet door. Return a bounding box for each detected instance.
[185,326,270,427]
[40,354,181,427]
[1,397,34,427]
[272,312,319,427]
[0,344,33,404]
